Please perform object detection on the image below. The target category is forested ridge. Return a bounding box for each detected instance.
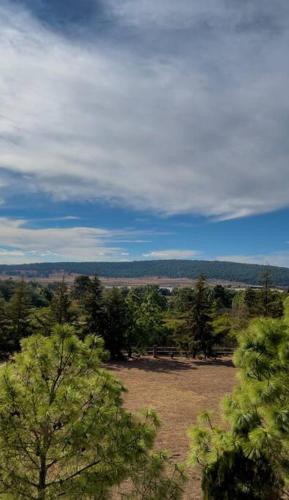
[1,259,289,286]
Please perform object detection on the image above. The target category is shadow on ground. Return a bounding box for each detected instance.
[108,356,233,373]
[108,357,196,373]
[192,358,233,368]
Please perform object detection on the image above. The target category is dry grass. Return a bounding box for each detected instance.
[108,356,236,499]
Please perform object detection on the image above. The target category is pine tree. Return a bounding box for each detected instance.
[82,275,105,336]
[103,288,129,360]
[244,287,261,317]
[0,325,185,499]
[137,287,166,348]
[8,279,31,350]
[0,296,11,355]
[125,288,143,356]
[260,270,272,317]
[185,276,214,357]
[189,317,289,499]
[72,275,91,299]
[50,279,71,324]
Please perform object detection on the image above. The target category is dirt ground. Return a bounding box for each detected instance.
[108,356,236,499]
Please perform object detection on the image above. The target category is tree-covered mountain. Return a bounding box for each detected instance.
[1,260,289,286]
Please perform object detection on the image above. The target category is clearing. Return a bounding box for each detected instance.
[108,356,236,499]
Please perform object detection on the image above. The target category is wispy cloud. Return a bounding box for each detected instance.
[0,217,132,263]
[0,1,289,220]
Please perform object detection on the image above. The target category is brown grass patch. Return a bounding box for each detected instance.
[108,356,236,499]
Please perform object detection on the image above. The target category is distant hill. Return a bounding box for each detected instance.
[0,260,289,286]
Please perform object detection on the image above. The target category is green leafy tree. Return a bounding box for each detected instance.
[82,275,105,336]
[103,287,129,360]
[0,296,11,355]
[50,279,71,325]
[171,288,195,314]
[213,285,233,310]
[0,325,184,499]
[8,279,31,350]
[72,275,91,299]
[260,270,272,317]
[182,276,214,357]
[244,288,261,318]
[212,312,234,347]
[125,288,143,356]
[137,287,166,348]
[189,317,289,499]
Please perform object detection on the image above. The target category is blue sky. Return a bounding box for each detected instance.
[0,0,289,265]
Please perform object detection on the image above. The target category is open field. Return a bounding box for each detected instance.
[108,356,236,499]
[0,273,249,289]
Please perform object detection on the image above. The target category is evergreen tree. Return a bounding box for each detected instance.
[184,276,214,357]
[244,287,261,317]
[268,291,284,318]
[72,274,91,299]
[0,325,184,499]
[0,296,11,355]
[50,279,71,325]
[103,287,129,360]
[82,275,105,336]
[260,270,272,317]
[189,317,289,499]
[213,285,233,310]
[8,279,31,350]
[125,288,143,356]
[137,287,166,348]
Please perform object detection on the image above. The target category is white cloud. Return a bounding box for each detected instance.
[0,217,131,263]
[143,249,200,259]
[0,1,289,219]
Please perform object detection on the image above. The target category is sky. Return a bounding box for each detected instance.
[0,0,289,266]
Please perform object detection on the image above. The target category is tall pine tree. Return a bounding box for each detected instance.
[184,276,214,358]
[8,279,31,351]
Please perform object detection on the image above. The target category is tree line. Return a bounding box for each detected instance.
[0,271,285,361]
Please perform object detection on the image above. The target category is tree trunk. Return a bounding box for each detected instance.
[38,454,47,500]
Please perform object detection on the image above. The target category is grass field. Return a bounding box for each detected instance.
[108,356,236,499]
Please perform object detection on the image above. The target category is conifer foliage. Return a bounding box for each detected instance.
[189,317,289,499]
[0,326,184,499]
[182,276,214,357]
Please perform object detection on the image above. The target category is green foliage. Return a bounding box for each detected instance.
[103,287,129,360]
[82,276,106,336]
[0,296,12,355]
[72,275,91,299]
[243,288,260,318]
[136,287,167,348]
[189,317,289,499]
[50,280,72,325]
[0,326,185,499]
[8,280,31,351]
[177,276,214,357]
[213,285,234,310]
[212,313,234,346]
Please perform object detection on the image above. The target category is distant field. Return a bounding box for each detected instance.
[0,273,248,289]
[108,356,236,499]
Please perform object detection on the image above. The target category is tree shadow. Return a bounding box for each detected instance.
[192,358,234,368]
[108,356,197,373]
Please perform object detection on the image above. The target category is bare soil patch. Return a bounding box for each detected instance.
[108,356,236,499]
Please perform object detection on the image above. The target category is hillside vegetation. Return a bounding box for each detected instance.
[1,259,289,286]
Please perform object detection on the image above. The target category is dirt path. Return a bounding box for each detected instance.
[108,356,236,499]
